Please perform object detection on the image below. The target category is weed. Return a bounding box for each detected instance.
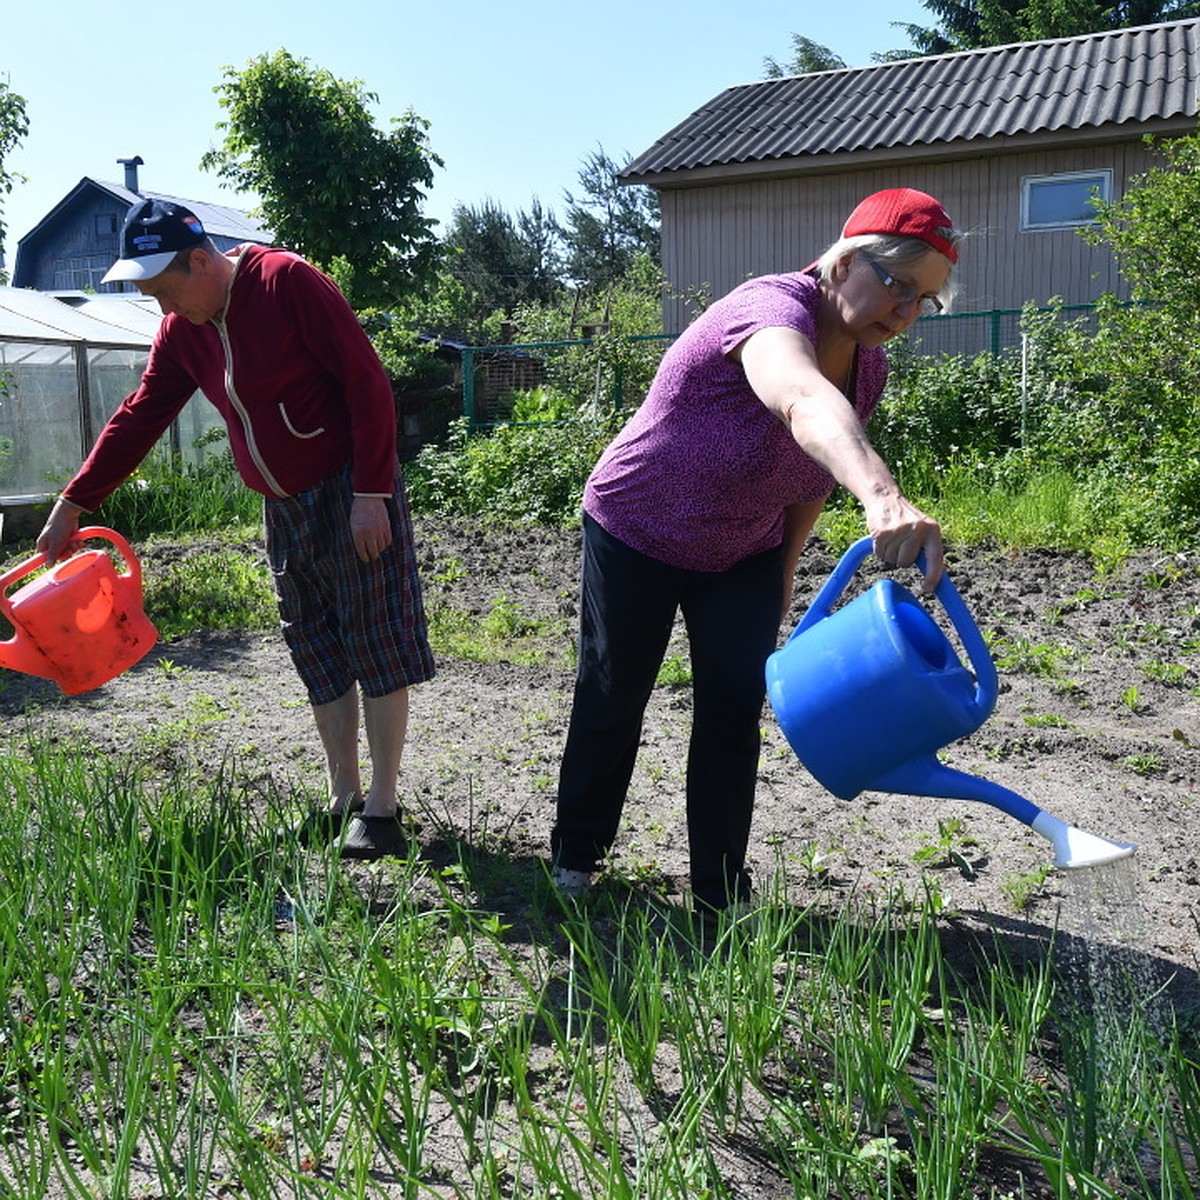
[656,653,692,687]
[481,594,536,639]
[1123,751,1164,777]
[428,599,565,668]
[992,634,1072,678]
[794,839,836,880]
[142,547,275,640]
[1142,659,1190,686]
[1023,711,1074,729]
[1001,864,1053,910]
[912,817,985,878]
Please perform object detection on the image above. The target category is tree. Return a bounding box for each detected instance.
[764,35,847,77]
[442,197,563,322]
[899,0,1200,55]
[560,147,660,291]
[0,76,29,280]
[202,50,441,311]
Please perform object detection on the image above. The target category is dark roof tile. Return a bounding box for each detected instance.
[622,19,1200,179]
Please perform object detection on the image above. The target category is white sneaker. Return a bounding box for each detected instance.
[552,867,593,899]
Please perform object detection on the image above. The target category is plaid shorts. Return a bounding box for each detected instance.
[263,462,435,705]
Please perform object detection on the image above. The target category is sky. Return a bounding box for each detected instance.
[1,0,933,267]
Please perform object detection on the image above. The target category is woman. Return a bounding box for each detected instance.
[551,187,963,914]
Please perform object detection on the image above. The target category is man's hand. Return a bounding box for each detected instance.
[36,498,86,565]
[349,496,393,563]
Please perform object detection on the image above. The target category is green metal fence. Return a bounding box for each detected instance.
[461,334,678,432]
[898,302,1101,359]
[458,304,1101,432]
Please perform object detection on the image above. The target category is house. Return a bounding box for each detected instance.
[620,19,1200,339]
[11,156,271,293]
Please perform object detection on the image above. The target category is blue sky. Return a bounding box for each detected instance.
[2,0,932,265]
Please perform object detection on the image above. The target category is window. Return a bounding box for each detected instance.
[1021,171,1111,231]
[53,254,114,291]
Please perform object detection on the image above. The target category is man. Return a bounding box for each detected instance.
[37,198,434,859]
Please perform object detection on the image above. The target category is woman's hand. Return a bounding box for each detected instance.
[863,498,943,591]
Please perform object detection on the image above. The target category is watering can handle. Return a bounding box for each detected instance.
[791,536,999,713]
[0,526,142,619]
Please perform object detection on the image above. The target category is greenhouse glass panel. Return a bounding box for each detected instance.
[0,342,84,495]
[87,347,149,433]
[173,394,228,469]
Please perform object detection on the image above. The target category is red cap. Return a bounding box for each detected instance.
[841,188,958,263]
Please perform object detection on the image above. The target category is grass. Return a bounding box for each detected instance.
[0,739,1195,1198]
[426,596,569,668]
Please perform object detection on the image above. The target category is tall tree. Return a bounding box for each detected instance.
[442,197,563,321]
[900,0,1200,54]
[0,76,29,280]
[560,147,660,291]
[202,50,441,311]
[764,35,847,77]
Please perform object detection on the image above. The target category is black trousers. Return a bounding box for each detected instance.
[552,514,784,909]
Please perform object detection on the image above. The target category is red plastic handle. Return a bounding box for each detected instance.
[0,526,141,617]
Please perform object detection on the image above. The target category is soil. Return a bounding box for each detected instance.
[2,516,1199,1193]
[3,517,1198,985]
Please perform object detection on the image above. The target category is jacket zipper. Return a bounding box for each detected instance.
[211,305,287,499]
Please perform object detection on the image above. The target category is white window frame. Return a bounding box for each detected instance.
[1021,170,1112,231]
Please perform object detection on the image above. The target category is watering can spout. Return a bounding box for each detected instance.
[870,757,1136,869]
[0,634,58,683]
[1030,811,1136,869]
[767,537,1137,870]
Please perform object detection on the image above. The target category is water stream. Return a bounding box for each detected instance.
[1051,855,1177,1177]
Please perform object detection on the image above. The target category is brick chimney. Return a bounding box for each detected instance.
[117,155,144,193]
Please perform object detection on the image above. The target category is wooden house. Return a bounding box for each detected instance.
[620,19,1200,338]
[11,157,270,293]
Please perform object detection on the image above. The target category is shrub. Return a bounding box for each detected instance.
[404,414,622,526]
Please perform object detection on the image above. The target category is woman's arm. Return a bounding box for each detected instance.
[736,324,943,589]
[780,499,825,621]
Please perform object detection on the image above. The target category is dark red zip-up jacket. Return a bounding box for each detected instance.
[62,244,397,511]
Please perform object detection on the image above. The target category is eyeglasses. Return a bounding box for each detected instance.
[863,255,944,317]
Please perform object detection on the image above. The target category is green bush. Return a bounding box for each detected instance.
[93,440,262,541]
[405,414,623,525]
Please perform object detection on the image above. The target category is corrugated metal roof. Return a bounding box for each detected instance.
[622,19,1200,180]
[0,287,157,347]
[96,182,272,242]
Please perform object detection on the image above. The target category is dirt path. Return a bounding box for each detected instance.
[2,517,1197,1004]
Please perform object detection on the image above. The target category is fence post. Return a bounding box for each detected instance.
[1020,333,1029,450]
[462,347,476,433]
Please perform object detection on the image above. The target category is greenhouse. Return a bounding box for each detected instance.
[0,288,222,537]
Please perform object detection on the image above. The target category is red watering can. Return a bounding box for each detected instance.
[0,526,157,695]
[766,537,1135,869]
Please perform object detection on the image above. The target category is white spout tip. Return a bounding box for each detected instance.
[1030,811,1137,869]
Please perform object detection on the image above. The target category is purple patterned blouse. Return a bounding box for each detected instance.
[583,272,889,572]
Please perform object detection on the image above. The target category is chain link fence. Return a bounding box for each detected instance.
[458,304,1101,432]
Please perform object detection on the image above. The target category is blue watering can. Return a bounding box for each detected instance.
[766,537,1135,869]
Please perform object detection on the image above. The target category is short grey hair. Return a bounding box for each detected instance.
[814,230,964,310]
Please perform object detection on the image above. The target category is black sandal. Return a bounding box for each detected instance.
[340,813,409,860]
[296,797,366,847]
